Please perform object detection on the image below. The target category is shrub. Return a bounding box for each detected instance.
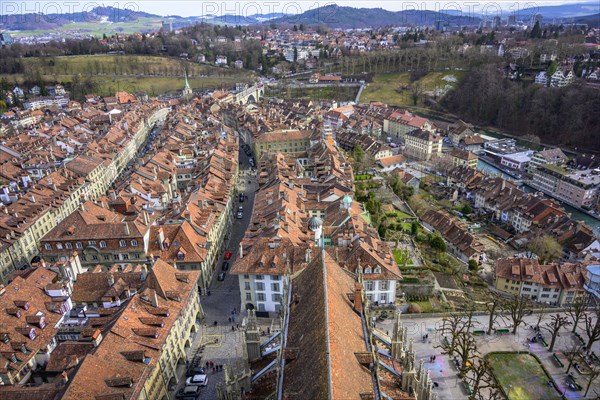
[407,303,422,314]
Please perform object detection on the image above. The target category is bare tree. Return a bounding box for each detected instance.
[505,294,531,334]
[436,310,479,375]
[464,355,503,400]
[566,342,584,374]
[485,297,506,335]
[584,365,600,397]
[543,314,572,352]
[566,293,590,333]
[584,308,600,351]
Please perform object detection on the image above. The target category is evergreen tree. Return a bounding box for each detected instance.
[530,21,542,38]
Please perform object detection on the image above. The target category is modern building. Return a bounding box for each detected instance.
[584,264,600,300]
[530,165,600,209]
[527,148,568,174]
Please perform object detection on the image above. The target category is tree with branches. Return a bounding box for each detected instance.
[436,310,479,375]
[565,342,584,374]
[505,294,531,334]
[485,297,506,335]
[543,314,571,352]
[584,303,600,351]
[566,293,590,333]
[584,364,600,397]
[464,355,503,400]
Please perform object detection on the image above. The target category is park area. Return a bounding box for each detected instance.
[487,352,561,400]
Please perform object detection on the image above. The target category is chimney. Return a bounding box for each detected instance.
[142,210,149,225]
[151,290,159,307]
[239,242,243,258]
[108,273,115,287]
[141,264,148,281]
[354,282,363,313]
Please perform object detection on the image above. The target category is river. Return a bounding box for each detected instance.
[477,159,600,235]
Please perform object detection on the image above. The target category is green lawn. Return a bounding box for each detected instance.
[360,71,464,106]
[487,353,561,400]
[393,249,412,266]
[412,300,434,313]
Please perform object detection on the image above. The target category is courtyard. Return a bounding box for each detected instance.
[487,352,561,400]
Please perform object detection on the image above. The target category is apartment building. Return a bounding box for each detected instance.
[449,148,478,169]
[404,129,443,161]
[39,201,150,268]
[495,257,586,306]
[383,110,433,138]
[254,129,312,160]
[527,148,567,175]
[0,267,72,385]
[531,165,600,209]
[61,259,203,400]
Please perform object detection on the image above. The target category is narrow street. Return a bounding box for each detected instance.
[171,139,257,399]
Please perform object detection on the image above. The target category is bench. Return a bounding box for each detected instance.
[464,382,472,395]
[495,328,509,334]
[552,353,564,368]
[473,330,485,336]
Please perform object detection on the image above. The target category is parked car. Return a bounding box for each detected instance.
[238,206,243,212]
[237,211,243,219]
[239,193,244,202]
[185,373,208,387]
[186,367,206,377]
[217,272,226,281]
[176,385,201,399]
[224,251,232,260]
[222,262,229,271]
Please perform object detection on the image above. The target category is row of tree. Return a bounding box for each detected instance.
[438,293,600,398]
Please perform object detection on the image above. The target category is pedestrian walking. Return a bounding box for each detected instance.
[228,317,232,323]
[232,315,235,323]
[236,323,240,330]
[232,325,235,331]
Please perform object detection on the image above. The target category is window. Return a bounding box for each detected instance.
[271,283,280,292]
[44,243,52,250]
[364,267,372,274]
[257,293,266,301]
[258,303,265,311]
[76,242,82,249]
[92,255,98,261]
[380,294,388,303]
[119,240,126,248]
[380,281,389,290]
[113,254,120,260]
[131,239,138,247]
[50,257,56,262]
[244,274,250,279]
[374,267,381,274]
[256,275,264,280]
[123,254,129,260]
[89,240,96,245]
[272,294,281,302]
[65,242,72,249]
[366,294,372,300]
[365,282,374,291]
[245,282,251,290]
[56,243,63,250]
[272,275,280,281]
[246,293,252,300]
[103,255,110,261]
[256,282,265,291]
[134,253,140,258]
[99,241,107,248]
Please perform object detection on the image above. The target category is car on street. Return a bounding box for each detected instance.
[217,272,226,281]
[185,373,208,387]
[186,367,206,377]
[237,211,243,219]
[224,251,232,260]
[176,385,202,398]
[239,193,244,202]
[222,262,229,271]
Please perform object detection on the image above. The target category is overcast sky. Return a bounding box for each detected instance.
[2,1,597,18]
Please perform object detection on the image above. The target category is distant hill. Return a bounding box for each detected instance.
[512,2,599,19]
[267,5,481,28]
[572,13,600,27]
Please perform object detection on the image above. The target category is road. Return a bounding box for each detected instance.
[171,139,258,399]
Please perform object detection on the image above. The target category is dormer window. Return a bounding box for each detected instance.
[44,243,52,251]
[76,242,82,249]
[56,243,63,250]
[177,251,185,260]
[99,241,107,248]
[374,268,381,274]
[65,242,72,249]
[131,239,138,247]
[119,240,127,248]
[365,267,372,274]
